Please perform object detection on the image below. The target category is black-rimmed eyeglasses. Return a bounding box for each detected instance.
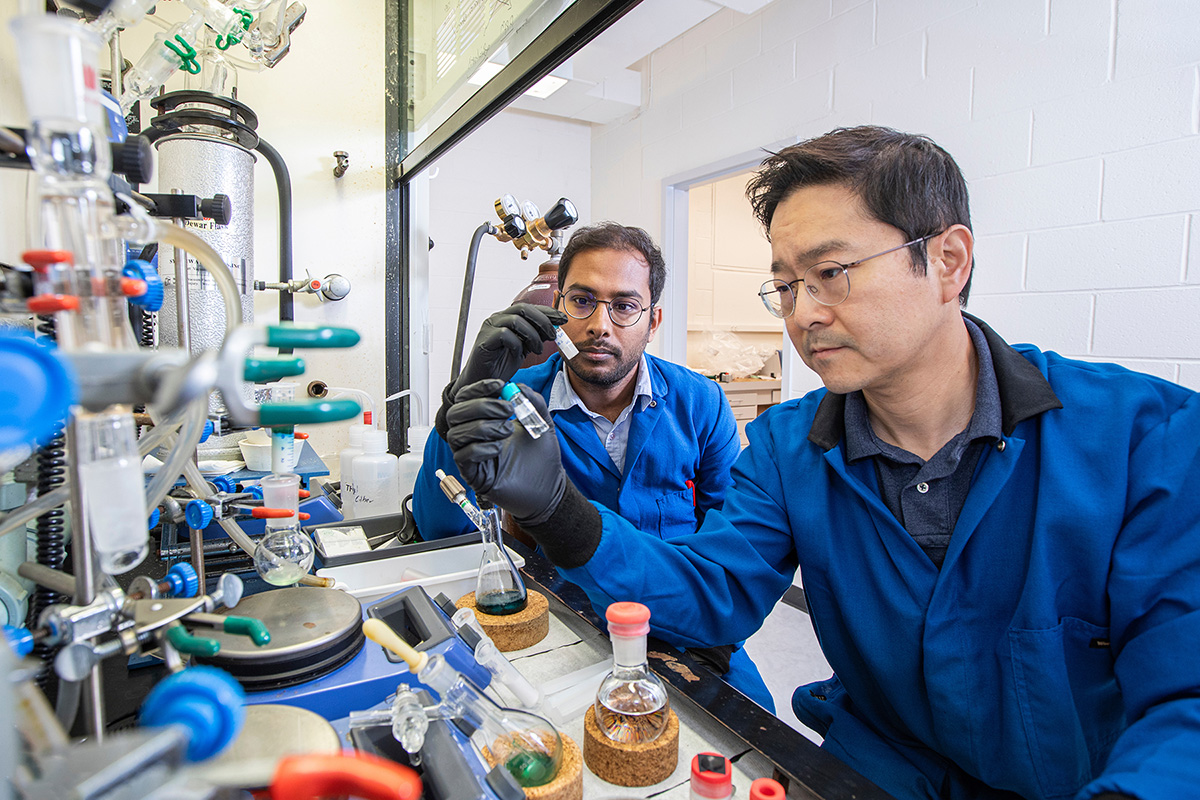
[758,232,941,317]
[558,290,649,327]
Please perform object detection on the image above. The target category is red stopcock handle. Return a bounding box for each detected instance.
[269,751,421,800]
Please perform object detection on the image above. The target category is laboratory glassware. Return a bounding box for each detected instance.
[253,523,314,586]
[474,505,527,616]
[595,602,670,744]
[360,619,562,788]
[500,382,550,440]
[75,409,149,574]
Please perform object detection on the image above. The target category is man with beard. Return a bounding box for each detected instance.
[412,222,773,710]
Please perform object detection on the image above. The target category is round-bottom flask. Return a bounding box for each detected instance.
[595,602,669,744]
[253,523,314,586]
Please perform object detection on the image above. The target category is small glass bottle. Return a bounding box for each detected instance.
[475,503,528,616]
[595,602,669,744]
[500,382,550,440]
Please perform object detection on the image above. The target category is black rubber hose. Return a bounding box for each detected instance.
[30,315,66,693]
[253,136,294,352]
[451,223,496,382]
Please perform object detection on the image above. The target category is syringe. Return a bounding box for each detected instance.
[435,469,489,531]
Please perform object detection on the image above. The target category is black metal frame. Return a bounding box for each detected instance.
[383,0,644,454]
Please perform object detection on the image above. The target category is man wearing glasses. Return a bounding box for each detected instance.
[441,127,1200,800]
[413,222,774,710]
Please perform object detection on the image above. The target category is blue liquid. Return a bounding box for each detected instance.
[477,590,527,616]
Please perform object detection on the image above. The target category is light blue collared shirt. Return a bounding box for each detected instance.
[548,354,654,474]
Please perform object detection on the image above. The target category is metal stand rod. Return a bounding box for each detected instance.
[172,189,191,352]
[65,416,97,607]
[190,526,206,591]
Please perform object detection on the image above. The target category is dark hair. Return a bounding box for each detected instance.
[746,126,974,305]
[558,222,667,306]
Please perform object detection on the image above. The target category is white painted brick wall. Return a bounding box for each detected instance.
[593,0,1200,389]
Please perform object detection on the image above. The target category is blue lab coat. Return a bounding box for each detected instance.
[414,353,775,709]
[557,318,1200,800]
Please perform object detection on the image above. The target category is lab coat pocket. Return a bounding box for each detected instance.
[656,487,697,540]
[1008,618,1123,799]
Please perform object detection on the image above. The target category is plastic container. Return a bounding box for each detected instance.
[351,430,400,519]
[396,425,430,503]
[258,473,299,530]
[750,778,785,800]
[315,541,526,605]
[691,752,734,800]
[337,423,368,519]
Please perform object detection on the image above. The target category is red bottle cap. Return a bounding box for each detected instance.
[750,778,786,800]
[606,601,650,637]
[690,753,733,799]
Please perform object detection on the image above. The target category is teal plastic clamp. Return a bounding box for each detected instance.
[259,398,360,426]
[265,324,360,350]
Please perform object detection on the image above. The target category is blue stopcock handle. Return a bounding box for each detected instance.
[3,625,34,658]
[185,500,214,530]
[164,563,200,598]
[140,665,246,762]
[123,259,164,312]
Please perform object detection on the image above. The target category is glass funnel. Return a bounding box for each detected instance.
[475,505,527,615]
[595,602,670,744]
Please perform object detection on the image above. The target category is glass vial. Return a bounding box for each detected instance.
[75,409,149,574]
[595,602,669,744]
[553,326,579,359]
[475,505,527,615]
[500,382,550,440]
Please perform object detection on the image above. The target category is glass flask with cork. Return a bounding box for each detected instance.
[594,602,670,744]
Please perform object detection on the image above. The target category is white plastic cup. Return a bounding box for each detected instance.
[258,473,299,530]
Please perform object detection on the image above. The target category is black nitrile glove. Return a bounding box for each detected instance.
[446,379,603,568]
[446,379,566,524]
[435,304,568,439]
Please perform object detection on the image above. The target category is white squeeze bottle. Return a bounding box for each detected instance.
[338,417,369,519]
[396,425,431,503]
[351,429,401,518]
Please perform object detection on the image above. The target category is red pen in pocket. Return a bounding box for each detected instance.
[686,479,696,507]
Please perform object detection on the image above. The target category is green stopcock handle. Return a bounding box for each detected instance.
[265,325,360,350]
[223,616,271,646]
[259,399,360,426]
[244,356,306,382]
[165,625,221,658]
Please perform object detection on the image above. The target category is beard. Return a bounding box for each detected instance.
[566,329,650,388]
